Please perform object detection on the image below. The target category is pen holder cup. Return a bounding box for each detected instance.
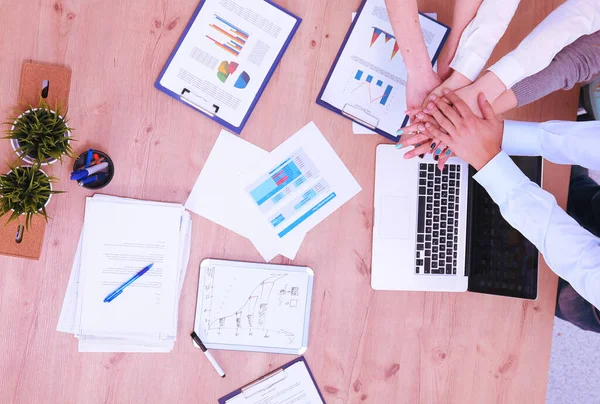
[73,149,115,189]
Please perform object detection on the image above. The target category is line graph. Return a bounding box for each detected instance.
[351,69,393,106]
[203,271,296,343]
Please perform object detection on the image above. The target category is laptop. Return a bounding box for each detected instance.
[371,144,539,300]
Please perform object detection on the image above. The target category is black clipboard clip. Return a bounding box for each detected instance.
[241,368,287,398]
[180,88,220,117]
[341,103,379,130]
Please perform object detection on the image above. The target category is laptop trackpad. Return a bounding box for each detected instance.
[380,196,410,239]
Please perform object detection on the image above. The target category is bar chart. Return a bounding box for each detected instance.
[206,15,250,57]
[352,69,393,106]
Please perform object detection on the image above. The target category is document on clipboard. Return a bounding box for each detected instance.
[317,0,449,141]
[219,357,325,404]
[155,0,301,134]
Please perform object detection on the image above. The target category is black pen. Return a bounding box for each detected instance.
[191,331,226,378]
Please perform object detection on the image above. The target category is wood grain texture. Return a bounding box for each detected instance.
[0,0,577,403]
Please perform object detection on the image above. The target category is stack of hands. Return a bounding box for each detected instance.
[397,88,504,172]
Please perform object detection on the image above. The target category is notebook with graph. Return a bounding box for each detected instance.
[155,0,301,134]
[193,259,314,355]
[316,0,449,141]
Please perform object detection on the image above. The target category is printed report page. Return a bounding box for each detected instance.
[159,0,297,127]
[320,0,447,137]
[239,122,361,244]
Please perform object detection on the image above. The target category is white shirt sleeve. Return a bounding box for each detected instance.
[449,0,521,81]
[501,120,600,171]
[489,0,600,88]
[474,151,600,309]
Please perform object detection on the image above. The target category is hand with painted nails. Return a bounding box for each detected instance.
[395,122,441,159]
[421,89,503,171]
[436,148,455,170]
[405,71,442,123]
[399,107,447,159]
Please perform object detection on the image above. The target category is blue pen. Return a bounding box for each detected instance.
[79,172,107,186]
[71,162,109,181]
[85,149,93,168]
[104,263,154,303]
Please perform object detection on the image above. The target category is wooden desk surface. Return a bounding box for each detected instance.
[0,0,578,403]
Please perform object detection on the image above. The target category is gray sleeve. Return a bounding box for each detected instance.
[511,30,600,107]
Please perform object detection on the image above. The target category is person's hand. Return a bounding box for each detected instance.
[421,89,504,170]
[425,71,472,105]
[453,71,507,117]
[405,71,472,118]
[406,69,441,122]
[397,109,453,170]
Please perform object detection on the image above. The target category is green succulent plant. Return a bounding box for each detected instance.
[4,100,74,163]
[0,163,63,229]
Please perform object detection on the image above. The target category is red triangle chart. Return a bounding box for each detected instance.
[391,42,399,60]
[370,28,382,46]
[370,27,400,60]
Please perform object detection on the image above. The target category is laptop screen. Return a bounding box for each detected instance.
[466,156,542,300]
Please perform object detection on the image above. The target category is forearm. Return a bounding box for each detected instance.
[439,0,483,64]
[385,0,433,75]
[511,64,567,107]
[511,31,600,107]
[489,0,600,88]
[450,0,521,81]
[501,120,600,170]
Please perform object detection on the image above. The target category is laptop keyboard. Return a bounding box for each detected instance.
[415,163,461,275]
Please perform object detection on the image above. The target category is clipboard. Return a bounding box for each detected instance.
[218,357,325,404]
[193,259,314,355]
[155,0,301,134]
[316,0,450,141]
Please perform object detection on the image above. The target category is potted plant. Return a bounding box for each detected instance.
[0,163,62,230]
[4,100,74,165]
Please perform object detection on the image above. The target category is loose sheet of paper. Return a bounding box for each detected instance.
[321,0,447,138]
[224,361,324,404]
[195,261,311,352]
[239,122,361,244]
[185,130,304,261]
[158,0,297,128]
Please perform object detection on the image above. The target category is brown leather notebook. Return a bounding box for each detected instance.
[0,61,71,260]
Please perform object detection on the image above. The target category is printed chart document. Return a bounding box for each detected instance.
[318,0,449,140]
[185,130,304,261]
[156,0,301,133]
[219,357,325,404]
[194,259,314,354]
[239,122,362,245]
[351,12,438,135]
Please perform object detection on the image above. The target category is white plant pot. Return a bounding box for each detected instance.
[4,168,53,217]
[10,108,71,166]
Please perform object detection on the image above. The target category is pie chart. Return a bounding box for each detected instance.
[217,61,238,83]
[234,72,250,89]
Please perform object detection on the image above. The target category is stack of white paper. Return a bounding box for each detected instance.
[57,195,192,353]
[186,122,361,262]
